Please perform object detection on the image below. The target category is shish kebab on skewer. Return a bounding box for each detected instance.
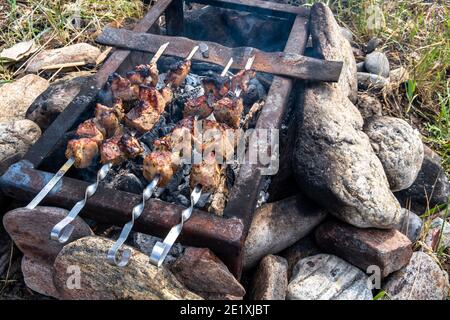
[106,58,235,266]
[148,56,256,267]
[49,45,201,243]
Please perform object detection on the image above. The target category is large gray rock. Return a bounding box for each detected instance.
[293,83,403,229]
[0,74,49,122]
[250,255,288,300]
[395,209,423,243]
[395,145,450,214]
[364,116,424,192]
[243,194,327,269]
[382,251,449,300]
[170,247,245,300]
[53,236,202,300]
[0,119,41,174]
[356,92,382,120]
[309,3,358,103]
[287,254,373,300]
[364,51,390,77]
[26,73,92,130]
[3,206,93,264]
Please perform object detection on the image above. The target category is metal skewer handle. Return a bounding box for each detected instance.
[26,157,75,210]
[107,175,159,266]
[50,162,113,243]
[149,185,202,266]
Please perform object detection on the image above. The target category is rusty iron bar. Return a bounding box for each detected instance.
[0,160,244,275]
[96,27,342,82]
[188,0,310,18]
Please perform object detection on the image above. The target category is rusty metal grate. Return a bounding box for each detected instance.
[0,0,317,277]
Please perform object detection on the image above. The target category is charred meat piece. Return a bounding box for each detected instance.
[124,101,161,134]
[65,138,99,169]
[138,85,167,114]
[183,95,213,119]
[231,69,256,94]
[143,151,179,186]
[160,86,174,105]
[190,152,221,193]
[198,119,235,162]
[76,119,105,145]
[100,134,126,165]
[212,96,244,128]
[109,73,139,102]
[153,117,194,157]
[202,74,231,99]
[120,133,144,158]
[127,63,159,87]
[164,60,192,88]
[95,103,122,138]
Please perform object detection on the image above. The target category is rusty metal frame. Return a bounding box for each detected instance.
[0,0,311,277]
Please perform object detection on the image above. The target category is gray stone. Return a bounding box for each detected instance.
[3,206,93,263]
[356,92,382,120]
[395,209,423,243]
[356,61,366,72]
[287,254,373,300]
[366,37,382,54]
[364,116,424,192]
[133,232,184,265]
[293,83,403,229]
[26,43,100,73]
[0,74,49,122]
[365,51,390,77]
[382,251,449,300]
[250,255,288,300]
[53,236,202,300]
[425,217,450,251]
[171,247,245,300]
[315,219,412,278]
[26,74,92,130]
[279,236,320,279]
[395,145,450,214]
[21,256,59,298]
[243,194,327,269]
[0,119,41,174]
[340,27,353,42]
[310,3,358,103]
[357,72,389,90]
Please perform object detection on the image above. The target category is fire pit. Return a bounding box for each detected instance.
[0,0,342,277]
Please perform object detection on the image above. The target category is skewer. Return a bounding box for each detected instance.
[25,42,170,211]
[149,56,255,267]
[106,56,234,267]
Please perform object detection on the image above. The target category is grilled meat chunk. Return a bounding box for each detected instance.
[127,63,159,87]
[99,134,125,165]
[124,101,161,133]
[190,152,221,193]
[110,73,139,101]
[76,119,105,145]
[198,120,235,162]
[183,95,213,119]
[120,133,144,158]
[95,103,122,138]
[165,60,192,88]
[138,85,167,114]
[65,138,99,169]
[143,151,179,186]
[202,74,230,99]
[160,86,174,105]
[212,96,244,128]
[231,69,256,94]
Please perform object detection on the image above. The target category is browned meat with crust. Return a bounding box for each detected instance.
[212,96,244,128]
[95,103,122,138]
[124,101,161,133]
[100,134,125,165]
[143,151,179,186]
[65,138,99,169]
[120,133,144,158]
[190,152,221,193]
[231,69,256,94]
[138,85,167,114]
[183,95,213,119]
[110,73,139,101]
[197,119,235,162]
[127,63,159,87]
[202,74,230,99]
[160,86,174,105]
[76,119,105,145]
[165,60,192,88]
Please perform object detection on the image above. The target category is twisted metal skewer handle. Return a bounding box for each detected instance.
[50,162,113,243]
[149,185,202,267]
[107,176,160,267]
